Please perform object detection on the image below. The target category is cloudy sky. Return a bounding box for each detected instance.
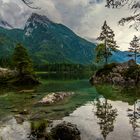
[0,0,139,50]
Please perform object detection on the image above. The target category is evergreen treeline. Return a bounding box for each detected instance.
[35,63,96,73]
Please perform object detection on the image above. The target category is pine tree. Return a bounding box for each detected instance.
[95,98,118,140]
[95,43,106,63]
[97,21,118,64]
[128,35,140,63]
[13,43,34,76]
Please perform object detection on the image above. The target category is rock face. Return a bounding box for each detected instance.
[39,92,74,104]
[90,60,140,86]
[51,121,81,140]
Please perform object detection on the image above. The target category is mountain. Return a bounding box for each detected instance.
[0,13,96,65]
[0,13,139,66]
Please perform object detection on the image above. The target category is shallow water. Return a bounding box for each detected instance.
[0,73,140,140]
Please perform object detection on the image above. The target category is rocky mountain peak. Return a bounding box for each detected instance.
[25,13,51,28]
[24,13,52,36]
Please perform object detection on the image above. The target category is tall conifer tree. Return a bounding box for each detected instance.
[13,43,34,75]
[97,21,118,64]
[128,35,140,63]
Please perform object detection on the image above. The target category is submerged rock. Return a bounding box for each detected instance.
[51,121,81,140]
[14,114,25,124]
[39,92,74,105]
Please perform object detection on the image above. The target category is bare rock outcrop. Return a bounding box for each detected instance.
[39,92,74,104]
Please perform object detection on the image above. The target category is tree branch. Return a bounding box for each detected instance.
[21,0,40,9]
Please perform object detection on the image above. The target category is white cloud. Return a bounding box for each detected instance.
[0,0,139,50]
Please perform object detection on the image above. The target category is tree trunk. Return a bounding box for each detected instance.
[135,50,137,64]
[105,39,108,65]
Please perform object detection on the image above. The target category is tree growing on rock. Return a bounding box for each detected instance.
[97,21,118,64]
[128,35,140,64]
[13,43,34,76]
[95,43,106,63]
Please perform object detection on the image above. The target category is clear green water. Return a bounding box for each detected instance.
[0,73,98,120]
[0,73,140,140]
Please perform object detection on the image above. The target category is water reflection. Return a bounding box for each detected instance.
[94,98,118,140]
[29,120,47,140]
[38,72,90,80]
[127,100,140,131]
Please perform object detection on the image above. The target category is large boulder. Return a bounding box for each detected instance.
[39,92,74,105]
[51,121,81,140]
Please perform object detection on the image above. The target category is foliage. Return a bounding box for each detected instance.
[13,43,34,75]
[106,0,140,30]
[30,120,47,139]
[94,98,118,140]
[95,43,105,63]
[21,0,38,9]
[0,34,12,68]
[95,84,140,105]
[128,35,140,63]
[123,65,140,85]
[97,21,118,64]
[96,63,117,76]
[0,14,96,66]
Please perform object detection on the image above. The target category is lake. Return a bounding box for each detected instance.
[0,73,140,140]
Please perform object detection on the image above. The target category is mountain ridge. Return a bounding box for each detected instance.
[0,13,139,66]
[0,13,96,66]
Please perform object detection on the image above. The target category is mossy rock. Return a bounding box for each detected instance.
[51,121,81,140]
[10,74,40,86]
[96,63,117,76]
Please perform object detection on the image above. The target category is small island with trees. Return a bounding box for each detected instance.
[90,21,140,87]
[0,43,39,86]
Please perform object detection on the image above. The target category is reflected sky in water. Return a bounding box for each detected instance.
[0,77,140,140]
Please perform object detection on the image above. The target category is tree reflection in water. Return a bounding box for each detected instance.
[29,120,48,140]
[94,98,118,140]
[127,100,140,131]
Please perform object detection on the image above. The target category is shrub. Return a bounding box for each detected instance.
[96,63,117,76]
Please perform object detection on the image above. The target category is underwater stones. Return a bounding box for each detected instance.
[39,92,74,105]
[51,121,81,140]
[14,114,24,124]
[19,109,29,115]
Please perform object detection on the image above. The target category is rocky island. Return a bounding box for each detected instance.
[90,60,140,86]
[0,43,39,86]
